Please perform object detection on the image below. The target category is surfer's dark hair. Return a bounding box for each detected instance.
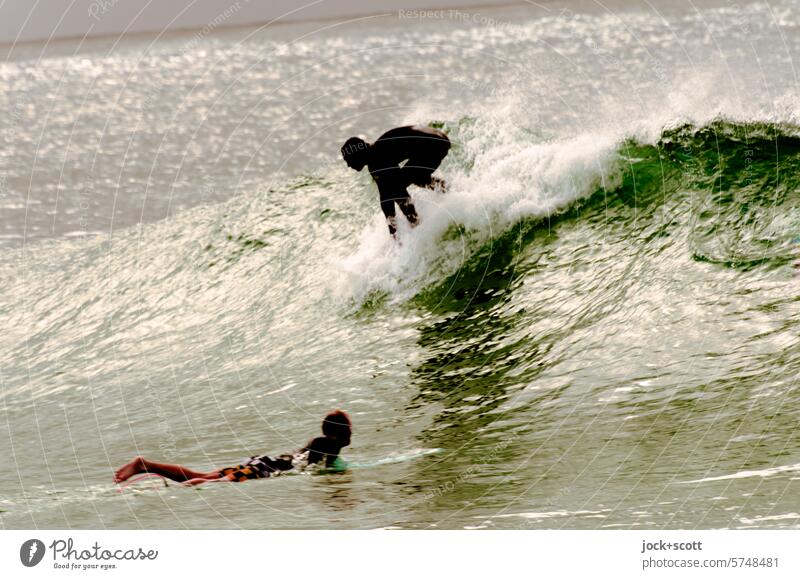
[322,409,352,441]
[341,136,369,163]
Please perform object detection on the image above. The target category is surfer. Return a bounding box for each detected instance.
[341,125,451,238]
[113,410,351,486]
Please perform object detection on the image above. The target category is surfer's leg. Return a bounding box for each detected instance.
[114,456,217,483]
[397,196,419,228]
[380,196,399,237]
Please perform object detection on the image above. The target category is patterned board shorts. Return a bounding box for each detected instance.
[218,465,262,482]
[218,455,293,482]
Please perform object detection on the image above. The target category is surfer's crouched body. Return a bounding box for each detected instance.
[341,125,451,237]
[113,410,351,486]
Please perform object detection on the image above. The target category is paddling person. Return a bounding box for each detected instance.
[341,125,451,238]
[113,410,351,486]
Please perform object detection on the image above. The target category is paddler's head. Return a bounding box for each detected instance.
[322,409,352,447]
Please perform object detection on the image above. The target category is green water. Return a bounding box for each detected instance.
[1,119,797,528]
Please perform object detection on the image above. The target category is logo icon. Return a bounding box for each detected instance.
[20,539,46,567]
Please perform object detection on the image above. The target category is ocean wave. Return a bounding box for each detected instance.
[334,117,800,305]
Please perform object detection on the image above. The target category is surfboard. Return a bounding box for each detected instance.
[117,448,444,490]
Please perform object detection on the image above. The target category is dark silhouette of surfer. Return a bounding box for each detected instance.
[341,126,451,237]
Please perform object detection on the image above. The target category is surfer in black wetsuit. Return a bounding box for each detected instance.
[341,125,451,238]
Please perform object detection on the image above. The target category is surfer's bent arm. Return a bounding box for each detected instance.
[302,436,340,467]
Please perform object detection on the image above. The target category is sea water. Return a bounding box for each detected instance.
[1,0,799,529]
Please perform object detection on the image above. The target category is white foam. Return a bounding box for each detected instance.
[740,513,800,525]
[679,462,800,484]
[484,508,610,520]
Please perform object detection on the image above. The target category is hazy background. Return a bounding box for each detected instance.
[0,0,526,43]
